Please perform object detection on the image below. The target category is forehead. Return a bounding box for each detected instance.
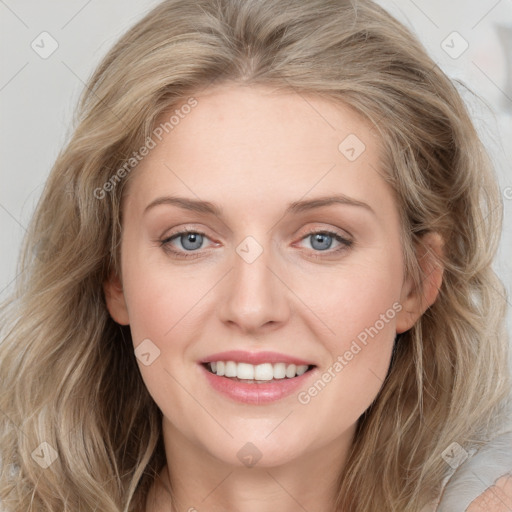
[123,83,393,218]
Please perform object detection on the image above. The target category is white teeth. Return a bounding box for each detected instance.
[254,363,274,381]
[273,363,286,379]
[285,364,297,378]
[296,365,308,376]
[237,362,255,380]
[207,361,311,380]
[225,361,237,377]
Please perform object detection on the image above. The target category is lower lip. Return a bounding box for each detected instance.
[200,364,316,404]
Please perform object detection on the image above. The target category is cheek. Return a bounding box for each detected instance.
[122,255,209,344]
[121,264,210,429]
[295,251,403,350]
[296,295,398,433]
[120,259,216,403]
[293,255,402,411]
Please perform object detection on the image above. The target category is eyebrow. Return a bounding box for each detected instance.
[143,194,375,217]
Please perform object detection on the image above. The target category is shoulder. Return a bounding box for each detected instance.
[466,474,512,512]
[435,429,512,511]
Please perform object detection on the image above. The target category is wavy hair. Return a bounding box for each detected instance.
[1,0,510,510]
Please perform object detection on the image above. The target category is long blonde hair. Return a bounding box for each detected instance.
[1,0,510,510]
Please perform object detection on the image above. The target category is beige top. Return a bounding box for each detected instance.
[420,429,512,511]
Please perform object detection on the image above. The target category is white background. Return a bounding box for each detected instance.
[1,0,511,336]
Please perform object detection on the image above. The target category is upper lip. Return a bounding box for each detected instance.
[200,350,315,366]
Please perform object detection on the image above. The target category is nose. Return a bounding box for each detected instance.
[217,237,291,335]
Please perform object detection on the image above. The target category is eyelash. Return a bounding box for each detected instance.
[159,228,353,260]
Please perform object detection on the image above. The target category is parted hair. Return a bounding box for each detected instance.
[0,0,510,510]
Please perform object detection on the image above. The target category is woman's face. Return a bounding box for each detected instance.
[105,83,426,468]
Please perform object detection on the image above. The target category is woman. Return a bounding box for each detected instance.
[1,0,511,510]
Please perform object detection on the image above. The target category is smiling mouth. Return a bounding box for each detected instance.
[202,361,316,383]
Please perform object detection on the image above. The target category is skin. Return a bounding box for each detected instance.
[104,83,443,512]
[466,475,512,511]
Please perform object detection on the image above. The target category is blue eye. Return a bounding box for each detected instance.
[309,232,334,251]
[159,228,352,260]
[299,230,353,257]
[175,232,204,251]
[160,230,210,259]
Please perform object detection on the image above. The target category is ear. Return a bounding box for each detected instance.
[396,232,444,334]
[103,272,130,325]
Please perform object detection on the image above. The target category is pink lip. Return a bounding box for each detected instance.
[200,363,317,405]
[200,350,314,366]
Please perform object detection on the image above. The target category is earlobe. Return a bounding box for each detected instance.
[396,232,444,334]
[103,272,130,325]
